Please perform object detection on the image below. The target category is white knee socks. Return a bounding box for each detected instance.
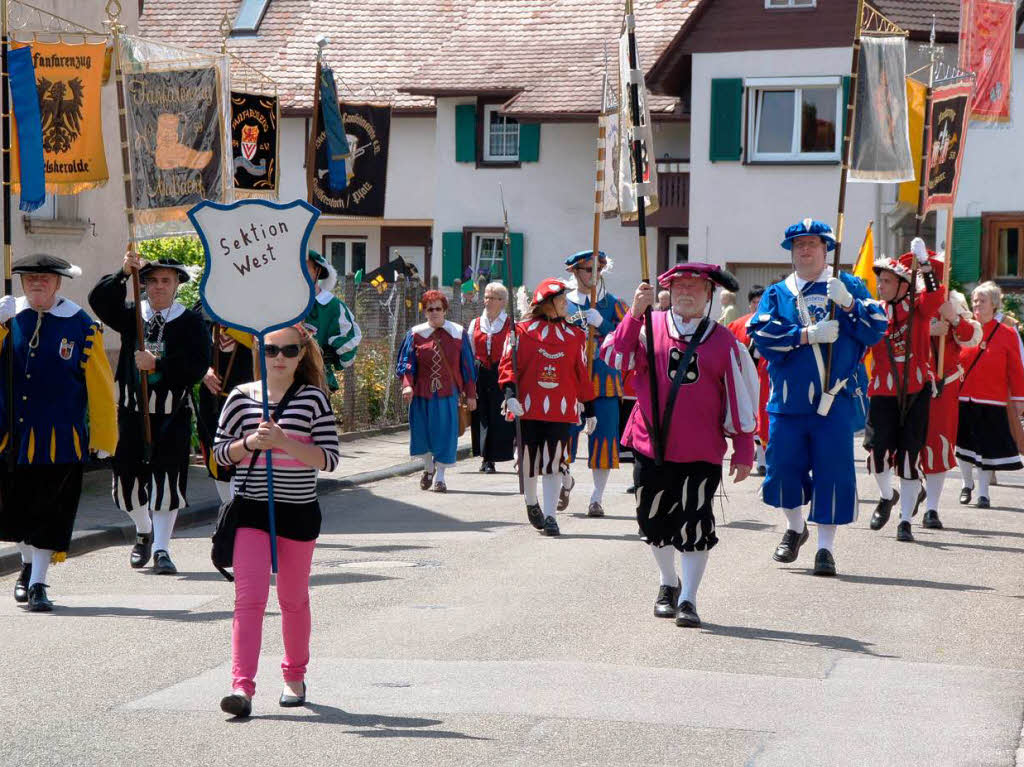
[152,509,178,554]
[17,541,31,564]
[541,474,560,518]
[679,550,709,608]
[755,443,766,469]
[960,462,974,489]
[524,475,539,506]
[591,469,610,504]
[422,454,435,474]
[977,470,992,498]
[817,524,836,553]
[899,478,919,522]
[28,548,52,587]
[434,464,448,484]
[873,469,893,500]
[652,545,678,587]
[128,508,153,535]
[215,480,233,503]
[561,469,573,489]
[925,472,945,512]
[782,507,805,533]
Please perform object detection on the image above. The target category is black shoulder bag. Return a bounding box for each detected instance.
[211,381,301,582]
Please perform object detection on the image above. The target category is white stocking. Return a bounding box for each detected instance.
[651,545,678,587]
[541,473,560,518]
[977,470,992,498]
[29,548,52,587]
[561,468,573,489]
[679,550,709,608]
[524,474,539,506]
[925,472,945,512]
[152,509,178,554]
[782,507,805,533]
[420,453,435,474]
[899,478,919,522]
[16,541,32,564]
[873,468,893,500]
[590,469,610,503]
[817,524,837,553]
[128,508,152,535]
[959,462,974,489]
[434,465,448,485]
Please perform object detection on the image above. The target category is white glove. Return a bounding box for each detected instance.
[503,397,524,418]
[585,308,604,328]
[826,277,853,310]
[911,237,930,265]
[584,416,598,435]
[0,295,16,323]
[806,319,839,345]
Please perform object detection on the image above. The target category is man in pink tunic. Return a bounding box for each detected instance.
[605,263,757,628]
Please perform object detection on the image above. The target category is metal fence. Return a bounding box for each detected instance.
[330,275,487,433]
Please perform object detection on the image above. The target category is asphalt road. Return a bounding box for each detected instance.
[1,455,1022,766]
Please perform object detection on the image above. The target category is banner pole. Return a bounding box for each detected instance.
[257,335,279,573]
[624,0,663,465]
[499,186,524,495]
[587,92,607,377]
[305,44,323,205]
[936,211,955,376]
[106,0,153,460]
[2,0,13,472]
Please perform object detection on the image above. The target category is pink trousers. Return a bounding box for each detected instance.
[231,527,316,697]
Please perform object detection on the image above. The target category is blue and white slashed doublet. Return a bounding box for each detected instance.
[748,269,886,525]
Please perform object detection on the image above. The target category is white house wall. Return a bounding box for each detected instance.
[690,48,881,271]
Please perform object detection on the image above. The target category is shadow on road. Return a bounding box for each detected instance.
[34,606,236,622]
[700,622,896,657]
[164,571,396,588]
[907,540,1024,555]
[719,520,775,531]
[944,527,1024,539]
[807,572,995,592]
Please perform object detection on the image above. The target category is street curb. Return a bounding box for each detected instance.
[0,444,471,577]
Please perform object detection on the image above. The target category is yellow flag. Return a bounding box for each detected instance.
[898,78,927,206]
[852,222,877,376]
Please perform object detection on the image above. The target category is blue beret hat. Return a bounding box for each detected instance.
[564,250,608,271]
[781,218,837,252]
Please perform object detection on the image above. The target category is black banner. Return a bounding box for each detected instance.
[310,102,390,217]
[124,66,223,212]
[924,83,972,211]
[231,91,278,193]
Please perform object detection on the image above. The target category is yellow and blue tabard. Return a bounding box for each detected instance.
[0,296,117,464]
[565,287,628,398]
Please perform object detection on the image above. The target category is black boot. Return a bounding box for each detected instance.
[922,510,943,529]
[130,532,153,569]
[772,525,809,563]
[869,489,900,531]
[526,503,544,530]
[654,580,680,619]
[14,562,31,604]
[27,583,53,612]
[152,549,178,575]
[896,520,914,542]
[675,600,701,628]
[812,548,836,576]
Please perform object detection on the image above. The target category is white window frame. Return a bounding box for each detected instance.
[482,104,520,163]
[324,236,367,277]
[472,232,507,280]
[26,193,57,221]
[764,0,815,8]
[745,76,842,164]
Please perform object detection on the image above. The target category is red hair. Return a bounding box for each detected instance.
[420,290,449,312]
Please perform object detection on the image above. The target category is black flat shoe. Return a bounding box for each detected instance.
[625,485,636,494]
[220,693,252,718]
[896,520,914,542]
[130,532,153,569]
[772,525,809,563]
[526,503,544,530]
[27,583,53,612]
[922,510,943,529]
[654,580,680,619]
[542,516,560,536]
[911,487,926,518]
[587,502,605,518]
[869,490,899,531]
[556,476,574,511]
[152,550,177,575]
[14,562,30,604]
[756,465,767,477]
[675,600,701,628]
[977,496,991,509]
[483,461,496,474]
[419,471,435,490]
[812,548,836,577]
[959,487,972,505]
[478,461,488,473]
[279,681,306,708]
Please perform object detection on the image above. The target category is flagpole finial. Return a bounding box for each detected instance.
[220,12,232,50]
[104,0,122,25]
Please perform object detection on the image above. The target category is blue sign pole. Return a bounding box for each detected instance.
[257,334,280,573]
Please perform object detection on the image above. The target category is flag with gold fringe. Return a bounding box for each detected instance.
[850,36,914,183]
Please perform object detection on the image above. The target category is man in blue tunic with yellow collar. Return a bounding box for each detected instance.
[0,254,117,612]
[563,250,628,517]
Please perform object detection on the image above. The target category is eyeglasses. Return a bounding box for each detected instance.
[425,307,445,313]
[264,344,301,358]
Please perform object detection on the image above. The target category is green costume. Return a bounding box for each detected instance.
[306,250,361,390]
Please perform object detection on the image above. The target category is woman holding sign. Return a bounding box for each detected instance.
[213,323,340,718]
[396,290,477,493]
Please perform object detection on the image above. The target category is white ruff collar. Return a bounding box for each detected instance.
[141,300,185,323]
[567,287,606,306]
[15,295,81,318]
[315,289,334,306]
[412,319,463,339]
[785,265,834,295]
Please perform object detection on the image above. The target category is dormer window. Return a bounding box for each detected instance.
[232,0,271,35]
[765,0,816,7]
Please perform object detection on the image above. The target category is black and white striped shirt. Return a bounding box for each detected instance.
[213,383,340,503]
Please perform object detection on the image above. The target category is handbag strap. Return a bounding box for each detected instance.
[235,380,302,498]
[657,315,710,460]
[960,322,1003,387]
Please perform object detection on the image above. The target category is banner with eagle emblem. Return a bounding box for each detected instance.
[10,41,109,195]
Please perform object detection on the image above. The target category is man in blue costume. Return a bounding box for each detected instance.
[563,250,628,517]
[749,219,887,576]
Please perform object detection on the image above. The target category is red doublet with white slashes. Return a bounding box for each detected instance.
[958,319,1024,406]
[869,288,944,397]
[469,314,510,370]
[498,316,594,423]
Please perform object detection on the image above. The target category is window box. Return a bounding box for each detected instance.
[745,76,841,164]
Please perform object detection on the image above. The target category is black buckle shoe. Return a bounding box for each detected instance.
[675,600,701,628]
[896,520,914,542]
[869,490,899,530]
[152,549,178,575]
[654,580,680,618]
[959,487,972,505]
[542,516,560,536]
[14,562,31,604]
[772,525,809,563]
[279,681,307,708]
[27,583,53,612]
[977,496,991,509]
[556,476,574,511]
[526,503,545,530]
[922,510,943,529]
[911,487,926,518]
[130,532,153,569]
[813,548,837,576]
[220,692,252,718]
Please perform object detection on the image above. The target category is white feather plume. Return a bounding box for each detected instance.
[319,262,338,294]
[515,285,531,317]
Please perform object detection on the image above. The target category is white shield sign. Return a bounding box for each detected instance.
[189,198,320,335]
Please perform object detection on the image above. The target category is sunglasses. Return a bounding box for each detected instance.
[264,344,301,358]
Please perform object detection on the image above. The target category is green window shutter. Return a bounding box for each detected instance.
[509,232,524,286]
[841,75,851,137]
[442,231,464,286]
[455,104,477,163]
[951,217,983,284]
[518,123,540,162]
[709,78,743,162]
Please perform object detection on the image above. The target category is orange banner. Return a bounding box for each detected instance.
[898,78,927,206]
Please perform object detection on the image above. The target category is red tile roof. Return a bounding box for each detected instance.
[874,0,961,38]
